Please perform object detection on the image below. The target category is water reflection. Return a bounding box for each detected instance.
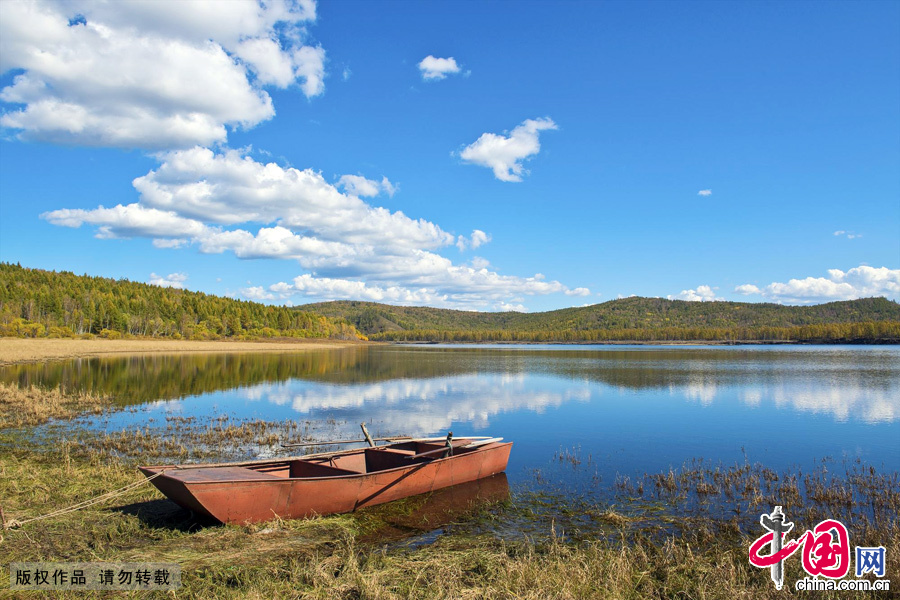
[5,344,897,485]
[251,375,592,433]
[3,345,896,425]
[359,473,510,548]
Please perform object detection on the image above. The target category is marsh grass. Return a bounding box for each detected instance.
[0,382,111,428]
[85,415,321,462]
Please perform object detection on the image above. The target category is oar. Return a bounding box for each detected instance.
[463,437,504,448]
[281,436,412,448]
[405,436,492,443]
[281,435,492,448]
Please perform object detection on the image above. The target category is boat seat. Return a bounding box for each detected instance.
[364,447,431,472]
[289,460,360,478]
[171,466,284,482]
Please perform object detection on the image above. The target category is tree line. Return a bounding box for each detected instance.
[306,296,900,336]
[372,322,900,343]
[0,263,364,340]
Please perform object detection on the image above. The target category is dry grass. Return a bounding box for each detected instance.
[0,382,111,428]
[87,415,322,462]
[0,337,365,366]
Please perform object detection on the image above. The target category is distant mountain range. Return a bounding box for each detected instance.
[1,262,897,343]
[300,297,900,343]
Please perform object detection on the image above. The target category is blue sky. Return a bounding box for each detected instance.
[0,0,897,312]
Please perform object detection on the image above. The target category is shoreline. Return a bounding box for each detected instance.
[1,336,894,367]
[387,338,898,346]
[0,337,369,366]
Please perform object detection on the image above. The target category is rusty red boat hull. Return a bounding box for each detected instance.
[140,439,512,524]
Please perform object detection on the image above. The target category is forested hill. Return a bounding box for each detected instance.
[1,262,897,343]
[0,263,363,340]
[301,297,900,343]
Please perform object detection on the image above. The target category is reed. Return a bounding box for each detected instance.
[0,382,110,427]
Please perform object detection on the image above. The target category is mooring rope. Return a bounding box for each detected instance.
[2,472,162,531]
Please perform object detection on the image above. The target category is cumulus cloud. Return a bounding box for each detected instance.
[0,0,324,149]
[279,275,444,304]
[242,285,275,301]
[668,285,721,302]
[148,272,187,289]
[470,257,490,270]
[43,147,589,309]
[833,230,861,240]
[456,229,492,251]
[470,229,490,249]
[338,174,397,198]
[459,118,557,182]
[124,147,450,251]
[735,266,900,303]
[565,287,591,297]
[42,203,207,239]
[496,302,527,312]
[698,189,712,196]
[261,263,585,309]
[734,284,761,295]
[417,55,461,80]
[152,238,188,249]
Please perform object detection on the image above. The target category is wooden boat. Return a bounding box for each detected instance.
[139,436,512,524]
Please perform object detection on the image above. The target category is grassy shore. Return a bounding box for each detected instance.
[0,337,366,367]
[1,385,897,598]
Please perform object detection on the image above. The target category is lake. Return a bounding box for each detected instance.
[4,344,898,495]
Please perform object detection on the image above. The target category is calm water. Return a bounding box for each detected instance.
[4,344,898,491]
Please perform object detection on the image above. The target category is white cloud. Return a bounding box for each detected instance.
[456,229,492,251]
[417,55,461,80]
[565,287,591,297]
[44,147,589,310]
[129,147,449,250]
[278,275,446,305]
[668,285,721,302]
[833,230,861,240]
[42,203,207,239]
[196,226,354,261]
[734,284,761,295]
[148,272,187,289]
[242,285,275,301]
[735,266,900,304]
[152,238,188,249]
[470,229,490,249]
[260,263,581,309]
[0,0,324,150]
[338,174,397,198]
[290,44,326,98]
[495,302,527,312]
[698,189,712,196]
[459,117,557,182]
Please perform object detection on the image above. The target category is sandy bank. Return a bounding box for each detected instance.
[0,337,365,365]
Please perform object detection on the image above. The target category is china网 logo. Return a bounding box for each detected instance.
[748,506,891,592]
